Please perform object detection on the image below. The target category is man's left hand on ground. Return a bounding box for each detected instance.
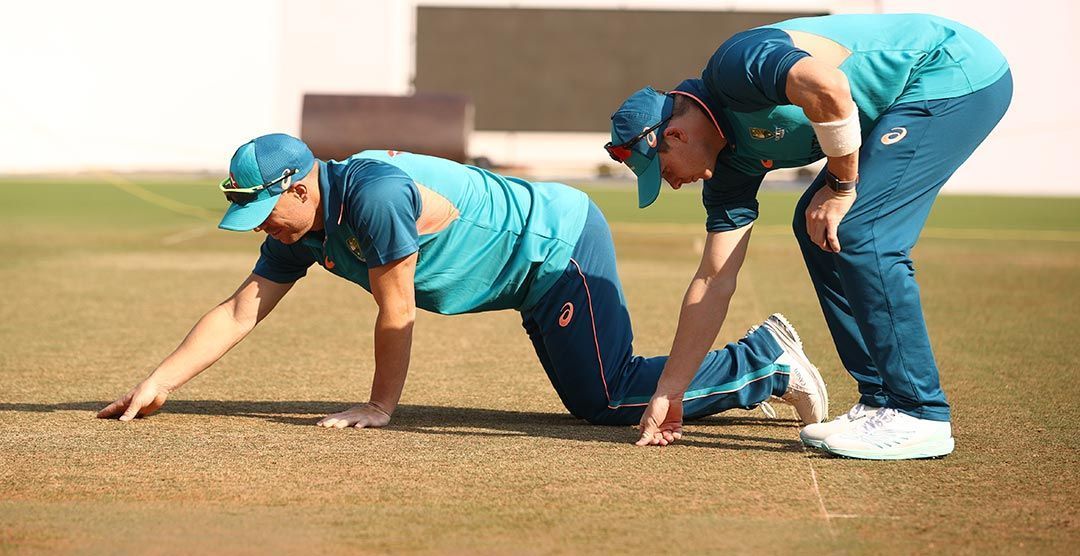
[316,403,392,429]
[805,187,857,253]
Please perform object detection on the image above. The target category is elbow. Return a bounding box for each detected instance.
[797,69,853,121]
[821,70,853,115]
[219,301,258,334]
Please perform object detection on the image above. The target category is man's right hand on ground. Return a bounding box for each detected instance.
[635,394,684,446]
[97,378,171,421]
[316,403,392,429]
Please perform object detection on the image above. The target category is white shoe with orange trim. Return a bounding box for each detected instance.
[748,314,829,425]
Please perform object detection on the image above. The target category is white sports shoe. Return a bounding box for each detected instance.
[748,314,828,425]
[799,403,880,449]
[822,408,954,460]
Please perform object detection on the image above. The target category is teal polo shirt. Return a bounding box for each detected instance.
[252,152,589,314]
[681,13,1009,231]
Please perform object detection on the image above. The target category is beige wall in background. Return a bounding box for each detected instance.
[1,0,1075,194]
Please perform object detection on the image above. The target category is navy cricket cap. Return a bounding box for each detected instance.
[218,133,316,232]
[609,87,674,209]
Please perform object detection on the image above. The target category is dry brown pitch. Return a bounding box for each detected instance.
[2,179,1078,554]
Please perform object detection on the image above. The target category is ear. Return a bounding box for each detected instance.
[291,182,310,202]
[663,125,689,146]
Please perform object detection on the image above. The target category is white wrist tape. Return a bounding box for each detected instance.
[811,105,862,157]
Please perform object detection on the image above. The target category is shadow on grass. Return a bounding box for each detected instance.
[0,400,803,452]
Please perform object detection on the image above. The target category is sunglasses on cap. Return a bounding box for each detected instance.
[604,115,672,163]
[219,168,298,204]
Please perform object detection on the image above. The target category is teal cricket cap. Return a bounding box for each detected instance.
[218,133,316,232]
[609,87,674,208]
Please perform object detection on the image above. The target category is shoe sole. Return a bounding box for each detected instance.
[799,433,827,450]
[764,314,829,422]
[822,437,955,460]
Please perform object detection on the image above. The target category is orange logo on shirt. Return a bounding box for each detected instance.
[325,257,335,269]
[761,159,774,169]
[558,302,574,327]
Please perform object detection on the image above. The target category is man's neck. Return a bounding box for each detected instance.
[703,126,728,164]
[312,201,325,232]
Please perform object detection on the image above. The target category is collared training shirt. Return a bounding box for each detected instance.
[252,151,589,314]
[677,13,1009,232]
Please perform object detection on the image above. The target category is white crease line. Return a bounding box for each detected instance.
[740,271,837,539]
[794,406,836,539]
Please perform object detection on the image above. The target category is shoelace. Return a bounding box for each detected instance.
[846,403,869,420]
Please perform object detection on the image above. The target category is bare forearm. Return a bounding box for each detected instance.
[150,304,253,392]
[368,308,415,415]
[656,276,736,397]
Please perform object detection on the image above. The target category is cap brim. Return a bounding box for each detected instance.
[218,194,280,232]
[635,153,663,209]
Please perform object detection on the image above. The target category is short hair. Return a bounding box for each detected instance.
[658,95,703,153]
[670,93,699,119]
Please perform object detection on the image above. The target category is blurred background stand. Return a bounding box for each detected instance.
[301,93,474,164]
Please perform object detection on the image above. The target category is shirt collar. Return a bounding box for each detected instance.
[300,159,337,248]
[325,158,355,223]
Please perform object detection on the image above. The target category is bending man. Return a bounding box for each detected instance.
[608,13,1011,458]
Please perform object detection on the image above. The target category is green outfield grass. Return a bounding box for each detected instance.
[2,176,1078,554]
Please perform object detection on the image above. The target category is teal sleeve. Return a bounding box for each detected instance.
[702,165,765,232]
[344,164,421,267]
[703,28,810,111]
[252,238,317,283]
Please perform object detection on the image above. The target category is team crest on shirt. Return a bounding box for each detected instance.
[750,127,786,141]
[347,237,365,262]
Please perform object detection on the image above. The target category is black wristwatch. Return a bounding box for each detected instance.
[825,170,859,193]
